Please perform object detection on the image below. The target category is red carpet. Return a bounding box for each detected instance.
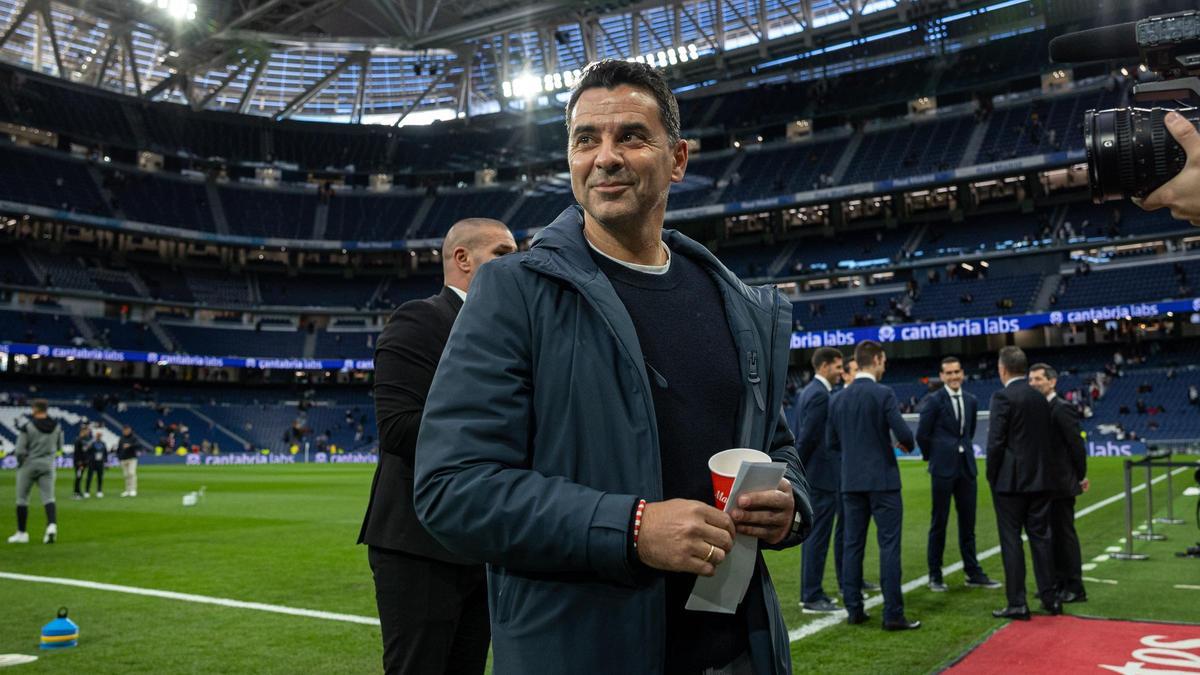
[946,615,1200,674]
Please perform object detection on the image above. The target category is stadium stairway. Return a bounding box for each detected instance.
[958,115,991,167]
[1032,272,1062,312]
[205,180,231,236]
[406,194,436,238]
[312,201,329,239]
[186,406,253,450]
[829,133,862,186]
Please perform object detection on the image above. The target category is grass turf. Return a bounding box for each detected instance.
[0,458,1195,673]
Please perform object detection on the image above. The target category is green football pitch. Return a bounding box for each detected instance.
[1,458,1197,674]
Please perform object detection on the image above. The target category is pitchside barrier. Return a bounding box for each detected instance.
[0,451,378,471]
[1111,441,1200,561]
[898,412,1149,459]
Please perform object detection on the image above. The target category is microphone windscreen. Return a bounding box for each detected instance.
[1049,22,1139,63]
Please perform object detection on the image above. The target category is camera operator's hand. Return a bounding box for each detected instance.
[1138,112,1200,226]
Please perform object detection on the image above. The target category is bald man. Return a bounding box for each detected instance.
[359,217,516,675]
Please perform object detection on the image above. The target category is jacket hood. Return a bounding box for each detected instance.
[529,205,776,312]
[31,416,58,434]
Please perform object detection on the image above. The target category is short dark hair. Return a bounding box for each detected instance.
[940,356,962,373]
[811,347,843,371]
[854,340,885,368]
[844,356,856,366]
[565,60,681,145]
[998,346,1028,375]
[1030,362,1058,381]
[31,398,48,413]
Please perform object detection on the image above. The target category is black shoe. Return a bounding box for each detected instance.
[882,617,921,631]
[928,580,948,592]
[966,576,1002,589]
[1058,591,1087,604]
[1041,600,1063,616]
[847,610,871,625]
[992,606,1031,620]
[862,581,881,592]
[801,599,842,614]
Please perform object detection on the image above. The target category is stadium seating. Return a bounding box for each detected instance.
[110,172,217,232]
[324,191,425,241]
[417,188,520,238]
[0,143,111,216]
[159,323,307,358]
[1057,260,1200,309]
[218,184,319,239]
[840,116,974,185]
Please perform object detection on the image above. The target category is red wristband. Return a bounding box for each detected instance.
[632,499,647,548]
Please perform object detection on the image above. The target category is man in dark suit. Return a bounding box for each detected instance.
[987,346,1065,620]
[797,347,844,613]
[1028,363,1089,605]
[916,357,999,592]
[359,217,517,674]
[828,340,920,630]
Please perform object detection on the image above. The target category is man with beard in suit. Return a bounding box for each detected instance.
[359,217,517,674]
[987,346,1064,620]
[1028,363,1088,605]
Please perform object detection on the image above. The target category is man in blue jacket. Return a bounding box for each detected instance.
[796,347,844,613]
[916,357,999,592]
[415,59,811,675]
[827,340,919,631]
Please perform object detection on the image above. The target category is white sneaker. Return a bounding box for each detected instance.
[83,492,90,499]
[96,492,104,498]
[130,491,137,497]
[7,531,29,544]
[121,491,129,497]
[43,524,56,544]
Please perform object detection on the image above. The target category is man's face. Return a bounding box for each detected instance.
[842,360,858,384]
[568,84,686,232]
[940,361,964,390]
[819,358,843,383]
[1028,370,1054,397]
[469,228,518,269]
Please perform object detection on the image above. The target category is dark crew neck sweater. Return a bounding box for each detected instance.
[590,245,751,673]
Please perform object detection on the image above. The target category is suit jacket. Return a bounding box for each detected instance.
[986,378,1063,494]
[795,379,838,492]
[1049,396,1088,496]
[916,387,979,479]
[358,286,469,563]
[827,376,915,492]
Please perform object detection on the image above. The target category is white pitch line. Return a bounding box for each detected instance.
[1082,577,1118,585]
[787,467,1187,642]
[0,571,380,626]
[1175,584,1200,591]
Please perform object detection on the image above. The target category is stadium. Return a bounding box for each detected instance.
[1,0,1199,671]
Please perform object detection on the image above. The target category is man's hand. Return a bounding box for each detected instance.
[636,499,736,577]
[1138,112,1200,225]
[1080,478,1090,493]
[730,478,794,545]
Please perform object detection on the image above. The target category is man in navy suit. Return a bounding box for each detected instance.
[987,346,1064,620]
[828,340,920,630]
[916,357,1000,592]
[797,347,845,613]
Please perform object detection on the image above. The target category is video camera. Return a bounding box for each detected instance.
[1049,10,1200,203]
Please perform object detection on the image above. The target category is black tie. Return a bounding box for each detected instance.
[952,394,963,434]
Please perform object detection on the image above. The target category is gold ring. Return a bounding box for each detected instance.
[703,543,716,563]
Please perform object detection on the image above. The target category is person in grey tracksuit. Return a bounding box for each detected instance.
[8,399,62,544]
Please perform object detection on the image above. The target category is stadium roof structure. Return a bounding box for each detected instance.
[0,0,1022,124]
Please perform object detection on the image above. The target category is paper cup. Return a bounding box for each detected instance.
[709,448,772,510]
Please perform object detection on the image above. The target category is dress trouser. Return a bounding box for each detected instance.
[842,490,904,621]
[121,459,138,493]
[801,486,843,603]
[927,469,982,582]
[993,492,1057,608]
[1050,495,1085,596]
[367,546,490,675]
[85,462,104,493]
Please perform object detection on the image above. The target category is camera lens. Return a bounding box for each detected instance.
[1084,106,1195,203]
